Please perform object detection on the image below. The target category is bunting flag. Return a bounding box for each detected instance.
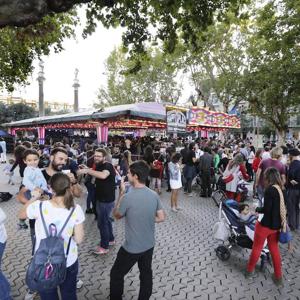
[37,127,45,144]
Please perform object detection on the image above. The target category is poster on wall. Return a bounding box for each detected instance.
[166,105,188,133]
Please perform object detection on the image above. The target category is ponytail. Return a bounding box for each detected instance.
[64,187,74,210]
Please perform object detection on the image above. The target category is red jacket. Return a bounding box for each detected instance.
[252,157,261,173]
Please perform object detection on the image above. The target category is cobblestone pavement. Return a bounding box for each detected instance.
[0,164,299,300]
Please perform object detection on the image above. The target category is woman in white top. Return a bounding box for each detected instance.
[247,145,256,181]
[19,173,85,300]
[0,207,11,300]
[168,153,183,212]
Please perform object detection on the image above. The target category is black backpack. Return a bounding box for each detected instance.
[0,192,13,202]
[26,202,75,292]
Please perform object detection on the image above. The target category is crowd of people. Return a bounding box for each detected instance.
[0,134,299,299]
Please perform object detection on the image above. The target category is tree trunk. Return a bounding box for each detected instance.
[276,129,286,146]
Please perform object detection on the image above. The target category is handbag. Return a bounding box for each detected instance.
[213,202,230,241]
[0,207,7,224]
[279,226,292,244]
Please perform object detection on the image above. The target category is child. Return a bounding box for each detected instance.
[22,149,48,197]
[238,204,255,222]
[18,149,49,230]
[150,153,164,195]
[3,159,15,185]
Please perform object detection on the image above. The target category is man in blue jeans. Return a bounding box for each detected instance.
[0,207,11,300]
[79,148,116,255]
[111,160,165,300]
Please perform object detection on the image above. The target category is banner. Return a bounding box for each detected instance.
[166,105,188,133]
[96,125,109,144]
[189,108,240,128]
[37,127,45,144]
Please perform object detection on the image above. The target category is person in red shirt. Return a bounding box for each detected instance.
[223,153,250,202]
[252,148,263,198]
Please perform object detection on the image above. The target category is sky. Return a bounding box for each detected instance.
[4,6,193,110]
[6,7,124,109]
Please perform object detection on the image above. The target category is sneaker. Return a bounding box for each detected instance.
[272,274,284,287]
[187,193,193,197]
[244,270,255,279]
[109,240,116,246]
[76,279,84,289]
[171,207,178,212]
[85,208,93,214]
[176,206,182,211]
[18,223,28,230]
[93,246,109,255]
[24,290,37,300]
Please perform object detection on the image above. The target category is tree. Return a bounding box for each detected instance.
[95,47,183,107]
[178,12,247,112]
[0,0,248,89]
[0,103,37,127]
[240,0,300,144]
[0,12,78,91]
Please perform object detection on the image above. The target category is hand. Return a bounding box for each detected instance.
[66,172,77,184]
[79,164,88,169]
[120,176,126,195]
[290,179,298,185]
[77,168,89,176]
[31,188,42,200]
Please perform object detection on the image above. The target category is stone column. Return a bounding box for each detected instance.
[37,60,45,117]
[73,68,80,112]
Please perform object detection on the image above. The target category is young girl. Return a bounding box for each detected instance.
[151,152,164,194]
[19,173,85,300]
[169,153,182,212]
[22,149,49,197]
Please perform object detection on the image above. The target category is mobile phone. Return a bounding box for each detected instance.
[62,169,71,174]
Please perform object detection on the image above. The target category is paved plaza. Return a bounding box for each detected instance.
[0,165,299,300]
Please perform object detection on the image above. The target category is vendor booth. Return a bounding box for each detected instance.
[3,102,240,143]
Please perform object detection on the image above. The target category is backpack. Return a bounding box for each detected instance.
[0,192,13,202]
[26,202,75,292]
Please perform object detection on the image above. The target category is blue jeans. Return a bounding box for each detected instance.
[0,242,11,300]
[39,260,78,300]
[96,202,115,249]
[85,182,96,210]
[257,185,264,207]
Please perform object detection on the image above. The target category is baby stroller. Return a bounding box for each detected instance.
[214,199,270,271]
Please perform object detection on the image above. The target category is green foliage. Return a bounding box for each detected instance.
[84,0,248,61]
[240,0,300,142]
[0,102,37,127]
[0,11,78,91]
[95,46,183,107]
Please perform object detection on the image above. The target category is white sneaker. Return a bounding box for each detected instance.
[24,290,37,300]
[77,279,84,289]
[171,207,178,212]
[176,206,182,211]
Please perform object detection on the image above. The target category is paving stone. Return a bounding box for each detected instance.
[0,161,300,299]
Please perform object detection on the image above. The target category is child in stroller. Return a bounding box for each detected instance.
[214,199,270,270]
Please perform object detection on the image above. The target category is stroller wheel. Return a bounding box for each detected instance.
[215,245,231,261]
